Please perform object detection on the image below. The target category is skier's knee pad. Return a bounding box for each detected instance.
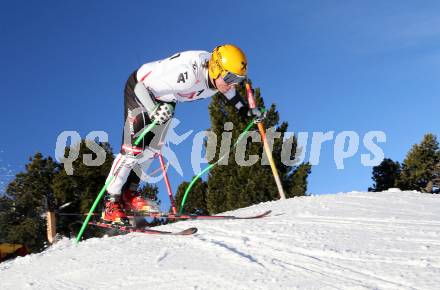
[121,144,144,156]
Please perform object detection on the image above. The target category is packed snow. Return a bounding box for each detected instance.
[1,190,439,289]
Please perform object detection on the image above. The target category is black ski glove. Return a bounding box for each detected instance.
[150,102,175,125]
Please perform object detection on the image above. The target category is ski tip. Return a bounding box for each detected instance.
[177,227,198,235]
[254,210,271,218]
[249,210,272,218]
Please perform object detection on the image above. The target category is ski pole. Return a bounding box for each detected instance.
[76,119,158,243]
[134,119,158,146]
[245,82,286,200]
[179,119,255,215]
[158,153,177,214]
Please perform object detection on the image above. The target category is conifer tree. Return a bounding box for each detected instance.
[2,153,59,252]
[368,158,401,192]
[205,81,311,214]
[52,140,114,237]
[174,178,208,214]
[431,162,440,193]
[0,195,12,242]
[287,163,312,197]
[397,133,440,192]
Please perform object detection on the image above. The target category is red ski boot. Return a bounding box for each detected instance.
[102,201,129,224]
[121,189,160,214]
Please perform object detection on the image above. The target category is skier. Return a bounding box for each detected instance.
[102,44,265,224]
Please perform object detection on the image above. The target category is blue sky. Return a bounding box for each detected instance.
[1,1,439,203]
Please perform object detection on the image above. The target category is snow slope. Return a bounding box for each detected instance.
[1,190,440,290]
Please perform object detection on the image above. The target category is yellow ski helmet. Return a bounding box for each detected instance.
[208,44,247,84]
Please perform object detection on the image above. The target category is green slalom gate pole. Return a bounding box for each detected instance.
[75,176,115,243]
[179,119,256,215]
[134,120,158,146]
[75,119,158,243]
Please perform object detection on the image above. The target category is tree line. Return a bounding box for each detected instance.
[369,133,440,193]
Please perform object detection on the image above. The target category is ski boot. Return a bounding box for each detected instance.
[121,188,161,214]
[101,200,129,225]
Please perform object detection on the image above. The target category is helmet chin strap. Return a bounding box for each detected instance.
[208,74,217,90]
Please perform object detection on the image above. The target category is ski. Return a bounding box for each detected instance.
[89,221,198,235]
[59,210,272,221]
[128,210,272,220]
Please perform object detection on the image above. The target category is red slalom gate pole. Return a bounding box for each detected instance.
[158,153,177,214]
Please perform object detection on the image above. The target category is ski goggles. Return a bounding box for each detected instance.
[222,71,246,85]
